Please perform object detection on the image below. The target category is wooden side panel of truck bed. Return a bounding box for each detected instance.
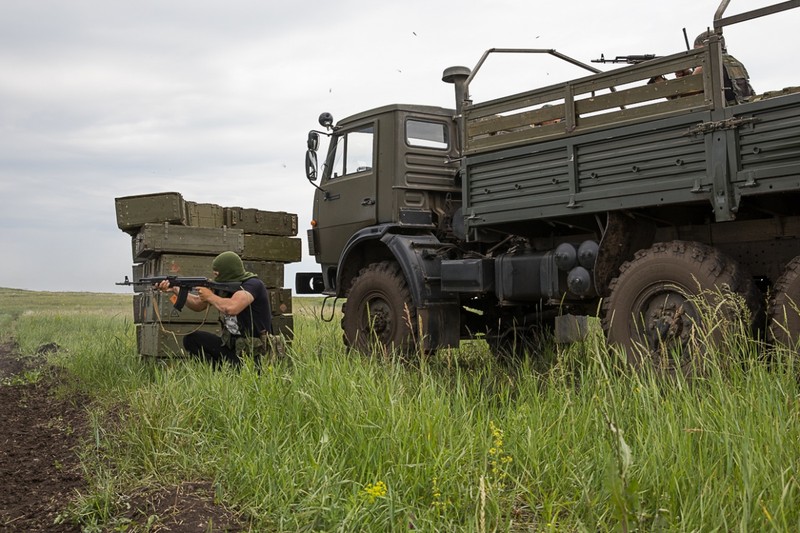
[461,46,800,232]
[464,112,711,227]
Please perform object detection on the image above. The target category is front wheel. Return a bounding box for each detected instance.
[342,261,417,356]
[603,241,761,374]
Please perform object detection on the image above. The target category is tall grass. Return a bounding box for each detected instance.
[5,289,800,531]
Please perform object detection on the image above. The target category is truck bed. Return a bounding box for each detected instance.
[461,47,800,235]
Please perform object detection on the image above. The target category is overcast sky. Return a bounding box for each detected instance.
[1,0,797,293]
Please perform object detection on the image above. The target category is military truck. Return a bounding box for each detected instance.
[297,1,800,368]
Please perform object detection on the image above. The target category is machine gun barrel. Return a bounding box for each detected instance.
[591,53,659,64]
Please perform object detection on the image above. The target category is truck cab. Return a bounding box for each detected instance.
[307,104,461,296]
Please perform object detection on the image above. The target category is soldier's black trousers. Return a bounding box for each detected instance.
[183,331,239,367]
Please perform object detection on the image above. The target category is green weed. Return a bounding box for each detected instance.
[4,288,800,531]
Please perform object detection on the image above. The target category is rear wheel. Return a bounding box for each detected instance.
[342,261,417,356]
[603,241,760,374]
[769,256,800,348]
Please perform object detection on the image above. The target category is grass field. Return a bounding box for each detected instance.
[3,287,800,531]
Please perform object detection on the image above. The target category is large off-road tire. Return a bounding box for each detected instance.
[342,261,417,356]
[603,241,761,374]
[769,256,800,348]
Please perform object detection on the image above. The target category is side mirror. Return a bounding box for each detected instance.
[307,131,319,152]
[305,150,318,182]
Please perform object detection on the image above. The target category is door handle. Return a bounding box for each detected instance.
[361,197,375,206]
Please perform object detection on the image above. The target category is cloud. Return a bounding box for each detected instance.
[0,0,798,292]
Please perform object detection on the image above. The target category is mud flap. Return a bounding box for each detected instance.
[554,314,590,344]
[379,232,462,351]
[418,303,461,351]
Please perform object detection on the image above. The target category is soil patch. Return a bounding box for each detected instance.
[0,341,85,532]
[0,340,246,532]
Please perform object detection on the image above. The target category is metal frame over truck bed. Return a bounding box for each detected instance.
[460,43,800,234]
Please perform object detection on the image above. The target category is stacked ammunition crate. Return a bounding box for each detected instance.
[115,192,300,358]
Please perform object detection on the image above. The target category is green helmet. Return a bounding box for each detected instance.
[694,30,726,50]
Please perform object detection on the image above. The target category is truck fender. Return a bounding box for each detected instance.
[335,224,395,297]
[378,232,456,307]
[336,224,453,306]
[337,225,460,349]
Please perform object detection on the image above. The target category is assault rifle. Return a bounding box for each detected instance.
[591,54,659,65]
[116,275,243,311]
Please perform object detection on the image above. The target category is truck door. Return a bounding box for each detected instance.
[314,123,377,266]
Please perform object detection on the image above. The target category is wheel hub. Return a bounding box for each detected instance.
[641,292,694,351]
[365,298,392,339]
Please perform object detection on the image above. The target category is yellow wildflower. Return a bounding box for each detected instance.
[361,481,388,504]
[487,421,513,489]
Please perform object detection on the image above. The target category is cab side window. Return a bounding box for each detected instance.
[406,119,448,150]
[329,126,374,179]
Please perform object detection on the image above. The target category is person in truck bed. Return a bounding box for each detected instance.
[692,30,755,104]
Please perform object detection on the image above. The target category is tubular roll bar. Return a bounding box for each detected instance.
[714,0,799,30]
[463,48,603,103]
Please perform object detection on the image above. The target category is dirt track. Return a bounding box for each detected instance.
[0,340,245,532]
[0,341,85,532]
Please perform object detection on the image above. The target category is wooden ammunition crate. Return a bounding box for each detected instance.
[140,255,284,289]
[186,202,224,228]
[243,261,284,289]
[137,322,220,358]
[242,234,302,262]
[143,254,215,278]
[135,290,288,322]
[141,255,283,289]
[128,263,146,292]
[141,254,284,289]
[269,288,292,315]
[133,292,221,324]
[115,192,188,234]
[224,207,298,236]
[271,314,294,340]
[133,223,244,261]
